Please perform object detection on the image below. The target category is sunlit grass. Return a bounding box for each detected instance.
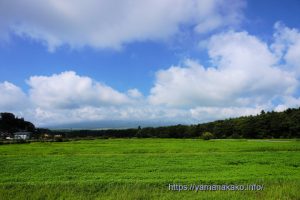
[0,139,299,199]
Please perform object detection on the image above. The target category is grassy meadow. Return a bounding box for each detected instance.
[0,139,299,199]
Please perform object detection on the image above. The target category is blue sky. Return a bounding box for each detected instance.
[0,0,300,128]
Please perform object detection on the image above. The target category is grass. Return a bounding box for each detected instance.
[0,139,299,199]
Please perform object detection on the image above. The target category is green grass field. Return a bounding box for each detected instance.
[0,139,299,199]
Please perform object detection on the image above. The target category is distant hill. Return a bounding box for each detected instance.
[46,119,182,129]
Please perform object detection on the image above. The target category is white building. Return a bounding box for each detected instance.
[14,132,31,140]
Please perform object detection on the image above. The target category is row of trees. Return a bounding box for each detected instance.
[193,108,300,139]
[1,107,300,139]
[51,107,300,139]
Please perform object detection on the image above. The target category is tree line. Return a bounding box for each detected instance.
[0,113,35,133]
[1,107,300,139]
[46,107,300,139]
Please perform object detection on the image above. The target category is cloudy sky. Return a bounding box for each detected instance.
[0,0,300,128]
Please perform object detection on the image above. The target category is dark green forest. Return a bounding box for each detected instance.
[1,107,300,139]
[0,112,35,133]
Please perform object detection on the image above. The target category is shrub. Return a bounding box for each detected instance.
[202,132,214,140]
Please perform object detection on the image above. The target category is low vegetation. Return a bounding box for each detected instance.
[201,132,214,140]
[0,139,299,199]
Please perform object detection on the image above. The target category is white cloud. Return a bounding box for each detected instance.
[0,0,245,51]
[27,71,131,109]
[194,0,245,33]
[274,96,300,112]
[271,22,300,75]
[190,106,264,122]
[0,81,28,111]
[31,105,191,127]
[149,30,298,109]
[127,88,143,99]
[1,22,300,127]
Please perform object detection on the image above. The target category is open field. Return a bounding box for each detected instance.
[0,139,299,199]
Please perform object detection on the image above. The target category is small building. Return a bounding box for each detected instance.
[14,132,32,140]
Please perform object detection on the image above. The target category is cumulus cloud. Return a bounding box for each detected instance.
[0,81,28,111]
[274,96,300,112]
[189,106,264,122]
[127,88,143,99]
[271,22,300,75]
[27,71,132,109]
[149,30,298,108]
[31,105,192,127]
[0,0,245,51]
[1,22,300,127]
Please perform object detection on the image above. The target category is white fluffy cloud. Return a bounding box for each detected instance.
[0,81,28,111]
[149,29,298,108]
[0,0,245,51]
[127,89,143,99]
[271,22,300,75]
[27,71,133,109]
[31,105,192,127]
[189,106,264,122]
[1,22,300,127]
